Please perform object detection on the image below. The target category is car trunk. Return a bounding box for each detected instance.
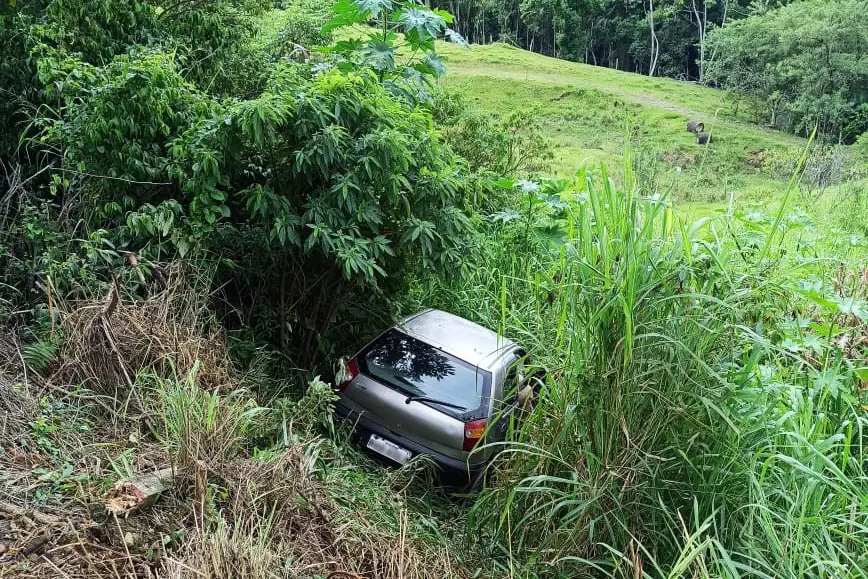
[343,329,492,459]
[343,373,467,455]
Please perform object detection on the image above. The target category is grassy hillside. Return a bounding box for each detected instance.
[437,42,866,220]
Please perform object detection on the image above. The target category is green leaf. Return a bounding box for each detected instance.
[414,54,446,78]
[322,0,369,34]
[832,296,867,321]
[490,209,522,223]
[355,0,393,18]
[444,28,467,47]
[516,179,539,194]
[398,7,446,42]
[362,41,396,72]
[793,288,837,311]
[432,8,454,25]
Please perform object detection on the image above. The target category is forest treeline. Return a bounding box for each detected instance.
[432,0,868,142]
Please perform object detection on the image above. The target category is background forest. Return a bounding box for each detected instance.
[0,0,866,578]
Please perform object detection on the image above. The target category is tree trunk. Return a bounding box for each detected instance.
[692,0,707,81]
[647,0,659,77]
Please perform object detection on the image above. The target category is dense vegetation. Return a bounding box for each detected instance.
[432,0,741,78]
[706,0,868,142]
[1,1,866,578]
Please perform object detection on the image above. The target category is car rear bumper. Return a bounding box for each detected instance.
[334,402,484,478]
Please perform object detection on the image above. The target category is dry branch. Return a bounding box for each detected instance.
[104,467,175,515]
[0,501,65,527]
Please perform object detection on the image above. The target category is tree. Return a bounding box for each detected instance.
[689,0,710,81]
[1,0,486,360]
[647,0,660,76]
[706,0,868,142]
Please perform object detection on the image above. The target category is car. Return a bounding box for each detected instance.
[333,309,534,486]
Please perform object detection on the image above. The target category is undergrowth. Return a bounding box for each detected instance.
[407,162,867,577]
[0,275,462,578]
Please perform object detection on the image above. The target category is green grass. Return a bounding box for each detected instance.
[436,42,867,218]
[250,15,865,224]
[407,168,868,578]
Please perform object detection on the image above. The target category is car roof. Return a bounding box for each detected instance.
[396,309,519,372]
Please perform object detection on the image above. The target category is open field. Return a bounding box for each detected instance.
[436,41,866,223]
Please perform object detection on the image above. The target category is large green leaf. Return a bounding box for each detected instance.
[355,0,393,18]
[322,0,369,34]
[362,40,396,72]
[444,28,467,48]
[414,53,446,78]
[398,7,446,41]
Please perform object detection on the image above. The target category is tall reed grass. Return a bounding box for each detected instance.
[411,164,867,578]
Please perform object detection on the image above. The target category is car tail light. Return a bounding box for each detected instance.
[338,358,359,392]
[463,418,487,452]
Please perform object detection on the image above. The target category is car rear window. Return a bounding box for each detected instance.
[359,329,491,416]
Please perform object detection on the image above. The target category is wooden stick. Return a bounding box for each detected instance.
[104,467,175,514]
[0,500,64,526]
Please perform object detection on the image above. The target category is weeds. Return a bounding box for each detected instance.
[410,162,867,577]
[157,363,264,468]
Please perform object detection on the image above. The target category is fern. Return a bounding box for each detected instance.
[23,338,60,372]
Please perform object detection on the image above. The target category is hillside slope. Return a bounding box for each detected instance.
[437,42,814,207]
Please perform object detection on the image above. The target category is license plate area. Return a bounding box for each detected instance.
[366,433,412,465]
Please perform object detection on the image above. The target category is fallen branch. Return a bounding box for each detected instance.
[104,467,175,515]
[0,500,64,526]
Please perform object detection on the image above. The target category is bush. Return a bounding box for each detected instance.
[761,145,852,197]
[3,0,481,372]
[432,87,553,176]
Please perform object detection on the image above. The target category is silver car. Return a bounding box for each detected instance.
[334,309,530,483]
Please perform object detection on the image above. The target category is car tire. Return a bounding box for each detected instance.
[464,462,494,494]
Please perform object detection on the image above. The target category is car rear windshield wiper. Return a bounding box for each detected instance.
[404,395,467,411]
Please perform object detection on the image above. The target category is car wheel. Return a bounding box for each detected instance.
[465,462,494,494]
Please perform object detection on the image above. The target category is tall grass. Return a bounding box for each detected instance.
[157,362,265,467]
[411,165,867,577]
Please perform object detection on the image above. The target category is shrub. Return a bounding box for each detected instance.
[161,65,480,366]
[56,52,212,188]
[432,87,553,175]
